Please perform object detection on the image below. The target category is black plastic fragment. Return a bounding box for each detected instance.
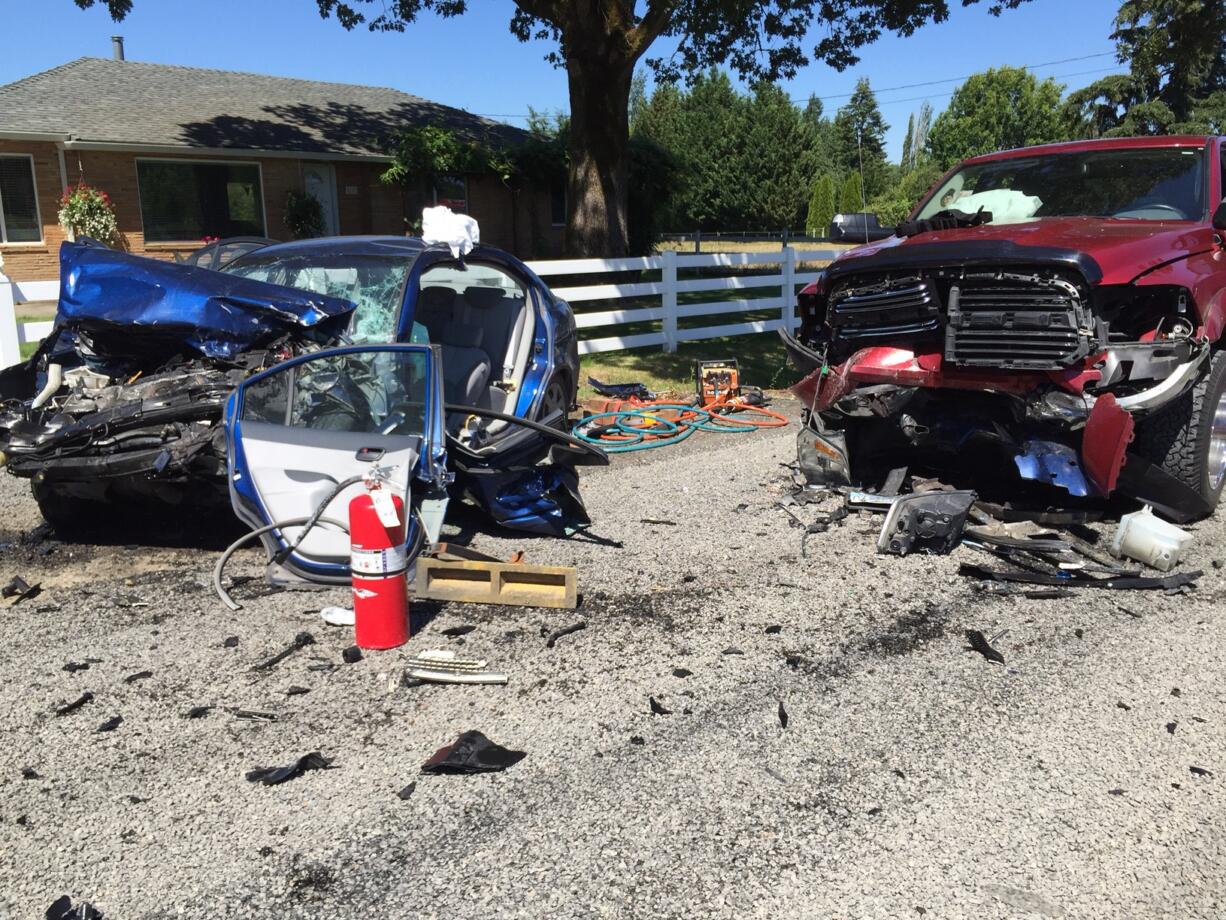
[546,620,587,648]
[966,630,1005,664]
[1166,722,1178,735]
[442,625,476,638]
[252,631,315,670]
[246,752,333,786]
[959,563,1203,591]
[96,716,123,733]
[45,894,104,920]
[54,692,94,717]
[397,782,417,801]
[1190,766,1212,777]
[722,646,744,656]
[286,686,311,696]
[223,636,239,648]
[21,767,41,780]
[778,701,789,729]
[1108,788,1125,796]
[63,662,90,673]
[878,491,975,557]
[342,645,363,664]
[3,575,42,603]
[765,624,782,635]
[1116,701,1132,712]
[421,730,526,774]
[672,668,693,678]
[649,696,672,716]
[629,735,646,746]
[123,670,153,684]
[1171,687,1182,697]
[185,706,212,719]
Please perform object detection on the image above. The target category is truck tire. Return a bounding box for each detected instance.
[1131,349,1226,512]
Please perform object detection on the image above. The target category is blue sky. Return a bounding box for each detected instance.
[2,0,1125,160]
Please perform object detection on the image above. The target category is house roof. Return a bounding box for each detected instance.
[0,57,525,159]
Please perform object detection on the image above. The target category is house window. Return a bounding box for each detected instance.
[0,155,42,243]
[136,160,264,242]
[550,175,566,227]
[434,175,468,212]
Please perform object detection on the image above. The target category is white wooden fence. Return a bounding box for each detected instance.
[0,246,836,367]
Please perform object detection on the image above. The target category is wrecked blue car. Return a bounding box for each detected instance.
[0,237,591,554]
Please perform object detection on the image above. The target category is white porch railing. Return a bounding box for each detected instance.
[0,246,837,367]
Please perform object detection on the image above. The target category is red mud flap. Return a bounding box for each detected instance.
[1081,393,1134,496]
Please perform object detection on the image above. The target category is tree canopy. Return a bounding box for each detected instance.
[927,67,1067,167]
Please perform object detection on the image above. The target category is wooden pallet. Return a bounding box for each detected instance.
[414,557,578,609]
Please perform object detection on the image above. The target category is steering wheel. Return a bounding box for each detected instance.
[1114,202,1187,219]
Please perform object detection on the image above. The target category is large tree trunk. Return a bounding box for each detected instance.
[565,52,634,257]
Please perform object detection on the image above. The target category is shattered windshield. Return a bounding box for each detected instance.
[917,147,1206,223]
[225,253,410,342]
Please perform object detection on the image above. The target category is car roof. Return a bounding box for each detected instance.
[243,235,454,259]
[963,135,1218,166]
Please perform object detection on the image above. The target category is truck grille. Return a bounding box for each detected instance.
[827,276,941,342]
[944,274,1095,370]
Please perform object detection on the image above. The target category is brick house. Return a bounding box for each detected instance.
[0,54,565,283]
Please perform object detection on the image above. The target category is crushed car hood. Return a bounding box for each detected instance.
[831,218,1215,285]
[57,241,356,363]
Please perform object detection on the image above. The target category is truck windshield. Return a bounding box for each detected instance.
[917,146,1206,223]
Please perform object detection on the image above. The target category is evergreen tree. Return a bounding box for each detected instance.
[738,82,813,229]
[832,79,889,197]
[901,113,915,170]
[807,174,837,236]
[839,172,864,214]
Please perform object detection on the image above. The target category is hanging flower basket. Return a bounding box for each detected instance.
[58,183,119,245]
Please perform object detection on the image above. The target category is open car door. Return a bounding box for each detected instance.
[224,344,449,584]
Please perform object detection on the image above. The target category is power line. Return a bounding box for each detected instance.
[870,65,1123,109]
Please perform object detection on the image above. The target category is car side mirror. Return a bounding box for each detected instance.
[1214,199,1226,232]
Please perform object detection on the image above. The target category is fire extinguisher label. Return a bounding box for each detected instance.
[369,487,402,528]
[351,543,408,576]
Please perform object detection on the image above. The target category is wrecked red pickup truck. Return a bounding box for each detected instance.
[782,135,1226,522]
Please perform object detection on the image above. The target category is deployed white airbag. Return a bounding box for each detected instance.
[952,188,1042,223]
[422,206,480,258]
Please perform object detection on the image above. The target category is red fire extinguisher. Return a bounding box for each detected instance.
[349,478,409,650]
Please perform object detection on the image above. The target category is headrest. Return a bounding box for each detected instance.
[463,285,505,309]
[418,286,456,311]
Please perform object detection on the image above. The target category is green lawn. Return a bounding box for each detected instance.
[16,315,43,360]
[579,331,801,400]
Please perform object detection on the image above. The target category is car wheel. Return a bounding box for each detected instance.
[539,374,573,432]
[1131,350,1226,512]
[32,482,116,538]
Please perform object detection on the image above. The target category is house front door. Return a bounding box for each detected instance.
[303,163,339,236]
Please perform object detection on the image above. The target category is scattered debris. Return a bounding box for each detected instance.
[54,692,94,717]
[1117,702,1132,711]
[252,631,315,671]
[1108,788,1125,796]
[123,670,153,684]
[320,607,355,627]
[396,782,417,801]
[286,686,311,696]
[1074,628,1084,639]
[1190,766,1212,777]
[45,895,104,920]
[1111,506,1193,571]
[629,735,646,746]
[649,696,671,716]
[185,706,212,719]
[420,730,526,774]
[404,650,507,685]
[966,630,1005,664]
[222,636,239,648]
[1171,687,1182,697]
[959,564,1202,591]
[546,620,587,649]
[3,575,41,604]
[778,701,789,729]
[342,646,363,664]
[62,662,90,673]
[878,491,976,556]
[230,709,279,722]
[640,518,677,526]
[96,716,123,733]
[588,376,654,401]
[722,646,744,656]
[672,668,693,678]
[21,767,41,780]
[441,625,476,638]
[1166,722,1178,735]
[246,752,334,786]
[765,624,782,634]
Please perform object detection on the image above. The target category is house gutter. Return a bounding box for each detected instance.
[60,139,393,164]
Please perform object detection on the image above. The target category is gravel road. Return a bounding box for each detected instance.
[1,395,1223,919]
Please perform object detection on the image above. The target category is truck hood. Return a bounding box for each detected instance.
[832,217,1215,285]
[56,241,355,363]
